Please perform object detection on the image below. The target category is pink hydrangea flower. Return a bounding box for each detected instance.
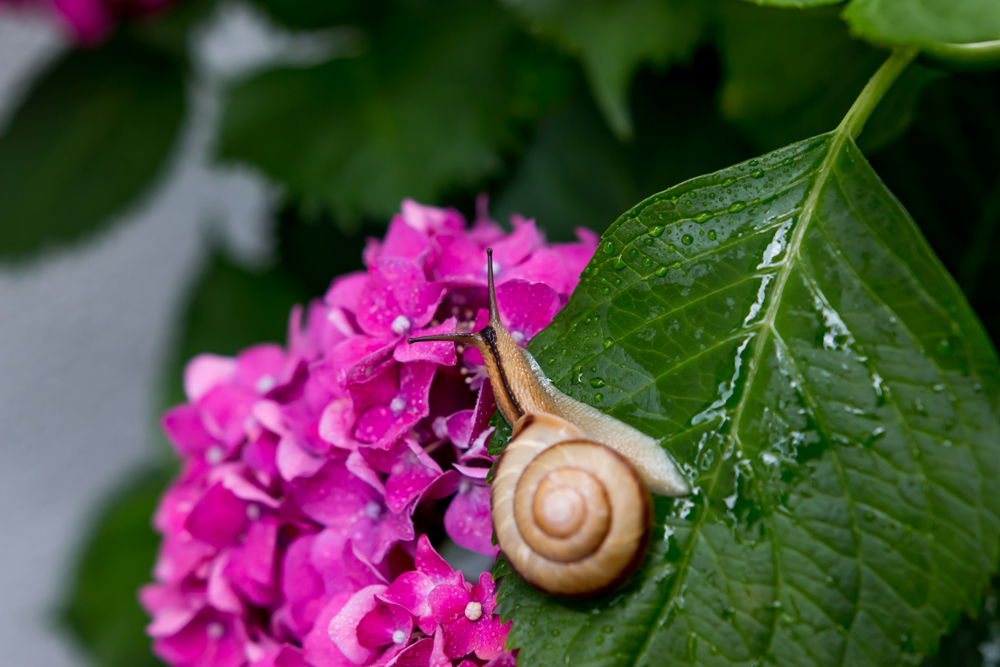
[2,0,175,44]
[142,198,597,667]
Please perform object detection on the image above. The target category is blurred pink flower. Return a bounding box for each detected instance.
[142,198,597,666]
[2,0,174,44]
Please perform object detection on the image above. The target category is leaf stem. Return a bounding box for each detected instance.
[839,48,918,141]
[920,40,1000,72]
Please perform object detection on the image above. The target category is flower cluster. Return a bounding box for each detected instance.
[141,199,597,667]
[2,0,174,45]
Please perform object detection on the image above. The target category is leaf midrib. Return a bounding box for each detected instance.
[624,130,846,667]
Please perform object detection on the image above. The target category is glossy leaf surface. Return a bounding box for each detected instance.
[496,122,1000,666]
[0,39,184,261]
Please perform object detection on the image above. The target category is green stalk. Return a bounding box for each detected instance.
[838,47,918,141]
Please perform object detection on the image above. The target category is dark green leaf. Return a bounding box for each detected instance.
[60,466,173,667]
[497,101,1000,666]
[508,0,708,137]
[219,0,574,226]
[162,251,308,408]
[0,38,184,262]
[718,3,887,151]
[843,0,1000,48]
[869,71,1000,346]
[496,63,755,240]
[248,0,384,30]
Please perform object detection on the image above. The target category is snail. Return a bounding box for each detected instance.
[409,249,689,597]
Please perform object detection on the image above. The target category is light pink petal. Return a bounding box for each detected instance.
[280,534,327,638]
[197,384,258,449]
[344,540,390,588]
[207,552,244,614]
[277,435,327,481]
[500,248,570,294]
[495,280,561,342]
[491,217,542,271]
[235,344,288,393]
[292,459,379,527]
[184,354,236,402]
[435,235,485,284]
[303,593,355,667]
[328,585,388,664]
[379,216,434,266]
[400,199,465,235]
[324,271,370,314]
[445,482,497,557]
[347,450,386,494]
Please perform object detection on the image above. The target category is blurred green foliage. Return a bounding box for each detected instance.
[0,0,991,664]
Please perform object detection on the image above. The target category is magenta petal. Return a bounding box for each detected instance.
[442,617,477,660]
[303,593,354,667]
[501,248,570,295]
[435,235,485,284]
[277,435,326,481]
[379,216,434,266]
[414,535,459,585]
[473,617,511,661]
[357,603,412,648]
[428,584,471,625]
[235,344,288,393]
[280,535,326,638]
[250,644,312,667]
[325,271,369,313]
[208,553,244,614]
[491,217,542,271]
[379,571,434,621]
[495,280,561,342]
[356,258,448,337]
[161,405,216,457]
[197,384,258,449]
[444,482,497,557]
[383,441,444,514]
[482,651,518,667]
[292,459,379,526]
[328,585,387,664]
[185,483,247,549]
[344,540,389,589]
[384,636,434,667]
[394,317,459,365]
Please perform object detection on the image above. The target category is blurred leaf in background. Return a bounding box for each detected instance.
[508,0,708,138]
[219,0,575,228]
[0,37,185,261]
[60,467,172,667]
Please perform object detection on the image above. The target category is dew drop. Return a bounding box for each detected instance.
[722,177,736,187]
[655,266,668,277]
[644,238,654,246]
[596,636,604,645]
[682,234,694,245]
[752,170,765,179]
[595,393,603,402]
[643,257,652,267]
[589,378,606,388]
[603,337,614,349]
[602,288,610,295]
[603,241,615,254]
[728,201,746,213]
[614,257,626,271]
[708,230,717,240]
[694,211,714,223]
[649,224,666,237]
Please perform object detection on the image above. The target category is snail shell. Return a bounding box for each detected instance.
[409,248,689,596]
[491,412,653,597]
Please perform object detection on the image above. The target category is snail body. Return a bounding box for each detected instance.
[409,249,689,596]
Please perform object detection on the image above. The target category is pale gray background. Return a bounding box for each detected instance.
[0,5,300,665]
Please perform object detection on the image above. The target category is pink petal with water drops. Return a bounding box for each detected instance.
[356,258,447,338]
[444,480,496,557]
[394,317,459,365]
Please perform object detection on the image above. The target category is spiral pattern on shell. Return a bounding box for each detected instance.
[491,412,653,597]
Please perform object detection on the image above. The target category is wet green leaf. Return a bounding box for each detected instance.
[0,38,184,262]
[508,0,707,137]
[60,466,173,667]
[497,87,1000,667]
[219,0,573,226]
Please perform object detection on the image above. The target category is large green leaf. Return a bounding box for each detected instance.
[738,0,1000,47]
[843,0,1000,48]
[496,56,1000,667]
[60,467,173,667]
[0,38,184,262]
[507,0,707,138]
[219,0,573,226]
